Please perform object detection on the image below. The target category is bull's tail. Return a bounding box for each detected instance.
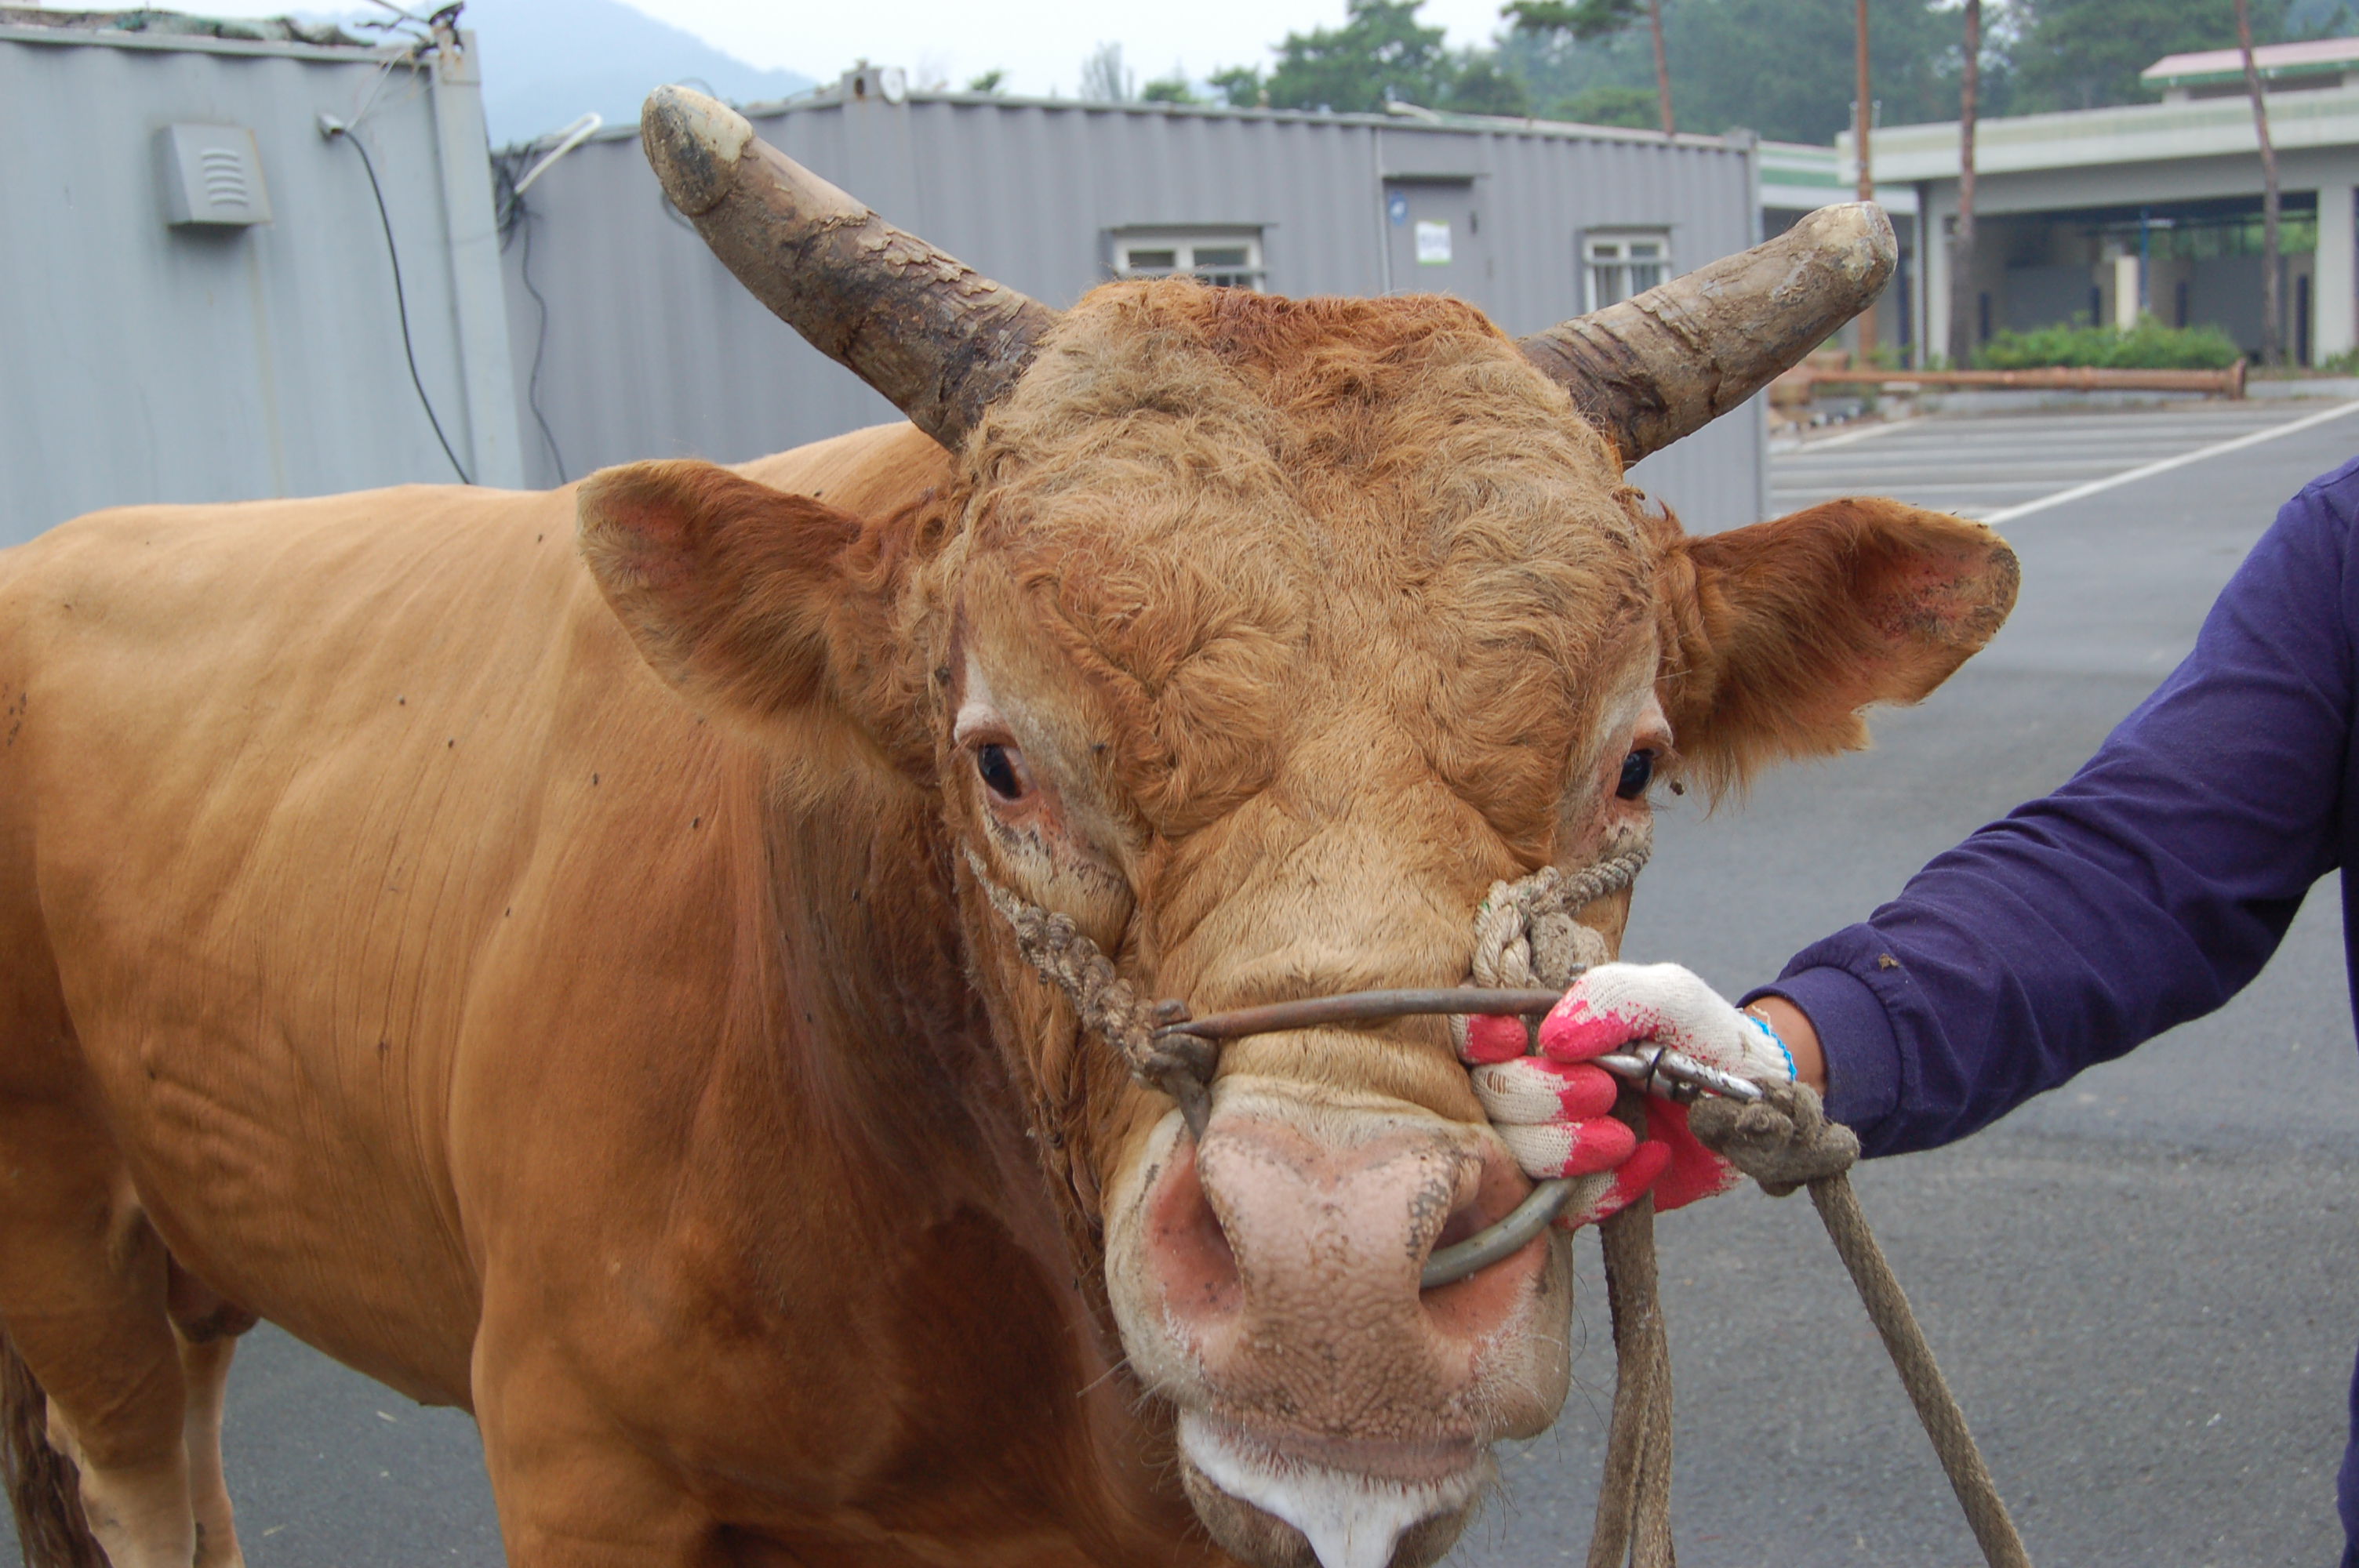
[0,1328,104,1568]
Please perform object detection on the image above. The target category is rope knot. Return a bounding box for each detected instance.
[1685,1080,1860,1196]
[966,849,1209,1133]
[1470,841,1651,995]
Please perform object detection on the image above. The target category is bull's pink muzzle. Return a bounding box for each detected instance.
[1143,1111,1547,1442]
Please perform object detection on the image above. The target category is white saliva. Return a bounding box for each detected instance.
[1180,1412,1491,1568]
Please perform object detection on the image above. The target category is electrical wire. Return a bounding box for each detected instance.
[493,151,569,485]
[512,111,602,196]
[334,126,473,485]
[514,213,566,485]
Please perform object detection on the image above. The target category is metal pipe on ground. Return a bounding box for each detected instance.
[1776,358,2248,398]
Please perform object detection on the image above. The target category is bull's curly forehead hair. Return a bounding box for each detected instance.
[964,280,1647,545]
[932,279,1660,852]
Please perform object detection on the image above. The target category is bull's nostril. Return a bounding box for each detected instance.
[1419,1143,1549,1311]
[1430,1199,1485,1255]
[1149,1137,1241,1319]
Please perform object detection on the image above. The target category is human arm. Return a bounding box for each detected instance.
[1477,463,2359,1182]
[1747,466,2358,1155]
[1748,995,1826,1094]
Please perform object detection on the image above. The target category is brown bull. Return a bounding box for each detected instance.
[0,88,2016,1568]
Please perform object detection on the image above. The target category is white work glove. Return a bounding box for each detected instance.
[1463,962,1796,1217]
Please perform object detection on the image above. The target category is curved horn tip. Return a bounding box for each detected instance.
[1799,201,1899,285]
[642,85,753,218]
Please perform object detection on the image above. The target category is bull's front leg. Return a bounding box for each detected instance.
[470,1316,718,1567]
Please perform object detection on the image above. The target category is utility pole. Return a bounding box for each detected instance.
[1854,0,1877,362]
[1648,0,1674,136]
[1946,0,1980,369]
[2237,0,2283,367]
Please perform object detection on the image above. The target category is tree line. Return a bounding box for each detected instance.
[1039,0,2356,144]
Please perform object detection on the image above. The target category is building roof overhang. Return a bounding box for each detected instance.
[571,78,1760,158]
[2143,36,2359,91]
[1841,86,2359,183]
[1760,140,1917,212]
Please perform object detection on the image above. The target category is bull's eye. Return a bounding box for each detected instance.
[1616,749,1655,800]
[976,742,1027,802]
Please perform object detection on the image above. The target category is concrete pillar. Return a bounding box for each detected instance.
[2114,255,2140,329]
[1914,205,1932,365]
[1923,185,1952,364]
[2315,183,2355,362]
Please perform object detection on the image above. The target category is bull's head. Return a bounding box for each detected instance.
[579,89,2019,1568]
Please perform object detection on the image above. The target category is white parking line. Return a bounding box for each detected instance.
[1981,400,2359,524]
[1776,416,1921,452]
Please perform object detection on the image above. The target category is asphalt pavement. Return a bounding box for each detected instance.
[1464,397,2359,1567]
[11,399,2359,1567]
[1768,399,2351,522]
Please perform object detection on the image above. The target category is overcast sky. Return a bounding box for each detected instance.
[627,0,1518,95]
[158,0,1520,98]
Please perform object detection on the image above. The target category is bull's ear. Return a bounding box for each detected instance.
[577,459,918,762]
[1655,497,2019,793]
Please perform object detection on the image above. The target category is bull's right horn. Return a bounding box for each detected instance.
[1519,203,1897,465]
[642,85,1057,451]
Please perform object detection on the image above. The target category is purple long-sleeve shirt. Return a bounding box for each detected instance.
[1747,456,2359,1559]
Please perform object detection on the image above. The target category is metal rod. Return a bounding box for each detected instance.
[1423,1178,1576,1289]
[1154,985,1770,1290]
[1154,987,1566,1040]
[1156,987,1766,1107]
[1593,1048,1767,1106]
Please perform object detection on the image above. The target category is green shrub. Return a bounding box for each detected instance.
[1974,314,2241,371]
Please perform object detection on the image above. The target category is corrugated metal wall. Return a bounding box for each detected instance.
[0,34,1770,543]
[0,26,521,546]
[500,93,1771,530]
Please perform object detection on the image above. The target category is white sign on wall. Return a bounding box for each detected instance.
[1415,220,1452,265]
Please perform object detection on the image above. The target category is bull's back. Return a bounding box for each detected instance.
[0,422,947,1403]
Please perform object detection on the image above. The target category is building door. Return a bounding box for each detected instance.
[1386,180,1485,302]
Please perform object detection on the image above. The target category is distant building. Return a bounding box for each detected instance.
[1845,37,2359,366]
[499,70,1779,528]
[1760,140,1919,361]
[0,13,1784,544]
[0,10,524,547]
[2146,37,2359,103]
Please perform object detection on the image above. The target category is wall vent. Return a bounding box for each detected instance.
[154,125,271,228]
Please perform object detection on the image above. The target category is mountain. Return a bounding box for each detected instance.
[453,0,816,147]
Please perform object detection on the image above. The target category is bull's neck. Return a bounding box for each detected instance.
[739,749,1131,1311]
[754,761,1006,1185]
[718,755,1196,1557]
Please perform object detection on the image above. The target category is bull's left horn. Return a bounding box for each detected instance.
[1520,202,1896,464]
[642,85,1057,450]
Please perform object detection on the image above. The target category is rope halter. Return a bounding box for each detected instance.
[965,837,1651,1138]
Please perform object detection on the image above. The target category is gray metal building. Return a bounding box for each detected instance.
[2,16,1776,545]
[503,74,1771,528]
[0,16,524,545]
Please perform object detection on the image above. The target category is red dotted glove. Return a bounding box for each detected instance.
[1465,963,1797,1220]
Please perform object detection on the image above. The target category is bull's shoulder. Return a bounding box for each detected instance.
[729,422,954,519]
[1,483,596,664]
[0,479,645,800]
[3,483,576,620]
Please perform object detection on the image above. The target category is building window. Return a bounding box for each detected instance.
[1111,230,1266,289]
[1583,230,1670,311]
